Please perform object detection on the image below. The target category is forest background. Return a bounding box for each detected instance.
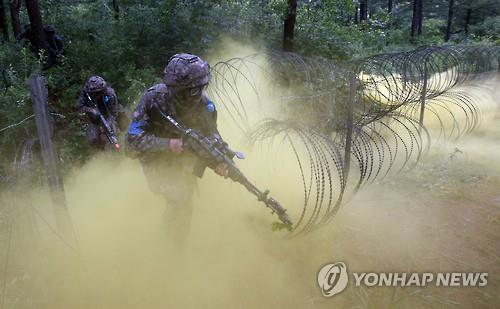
[0,0,498,176]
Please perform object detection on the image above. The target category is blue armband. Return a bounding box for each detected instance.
[128,120,146,135]
[206,100,215,113]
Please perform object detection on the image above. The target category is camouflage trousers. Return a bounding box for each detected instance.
[141,154,198,242]
[86,118,119,150]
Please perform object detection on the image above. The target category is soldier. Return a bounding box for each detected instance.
[79,75,126,150]
[17,25,64,67]
[16,24,35,51]
[126,53,228,241]
[44,26,64,60]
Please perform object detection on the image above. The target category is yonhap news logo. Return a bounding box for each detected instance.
[317,262,349,297]
[317,261,488,297]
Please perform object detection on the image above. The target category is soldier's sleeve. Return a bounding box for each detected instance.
[55,35,64,54]
[125,90,171,156]
[205,97,222,138]
[79,92,96,115]
[106,87,129,130]
[105,88,121,117]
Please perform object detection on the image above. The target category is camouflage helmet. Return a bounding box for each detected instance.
[44,26,56,34]
[163,53,211,89]
[85,75,107,93]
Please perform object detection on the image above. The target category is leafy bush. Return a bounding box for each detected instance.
[0,0,498,178]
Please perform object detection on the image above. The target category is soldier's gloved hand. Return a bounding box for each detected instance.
[169,138,184,154]
[215,163,229,178]
[87,107,100,117]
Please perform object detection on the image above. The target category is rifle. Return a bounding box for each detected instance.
[158,109,292,228]
[85,92,120,150]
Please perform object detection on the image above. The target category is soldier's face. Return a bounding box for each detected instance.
[90,90,104,100]
[177,84,207,105]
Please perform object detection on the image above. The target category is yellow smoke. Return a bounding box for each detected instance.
[0,41,498,308]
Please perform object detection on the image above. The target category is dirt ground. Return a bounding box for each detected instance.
[0,119,498,308]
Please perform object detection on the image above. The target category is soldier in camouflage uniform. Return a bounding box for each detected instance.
[79,75,126,150]
[126,53,228,240]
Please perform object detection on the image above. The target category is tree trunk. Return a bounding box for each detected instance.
[464,8,471,34]
[282,0,296,52]
[10,0,21,40]
[417,0,423,35]
[354,5,359,24]
[386,0,393,45]
[411,0,423,37]
[0,0,9,41]
[411,0,418,37]
[112,0,119,20]
[359,0,368,21]
[25,0,51,63]
[445,0,454,41]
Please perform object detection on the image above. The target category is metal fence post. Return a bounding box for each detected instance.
[29,75,73,236]
[344,73,356,179]
[419,61,428,129]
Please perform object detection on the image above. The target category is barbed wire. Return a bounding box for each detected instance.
[0,113,66,134]
[210,44,500,235]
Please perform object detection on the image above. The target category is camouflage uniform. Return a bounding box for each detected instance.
[126,53,219,239]
[126,85,220,203]
[44,26,64,60]
[17,25,64,67]
[80,76,125,150]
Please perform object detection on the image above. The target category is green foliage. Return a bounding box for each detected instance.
[0,0,498,177]
[0,44,42,171]
[470,16,500,42]
[295,0,367,60]
[271,221,293,232]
